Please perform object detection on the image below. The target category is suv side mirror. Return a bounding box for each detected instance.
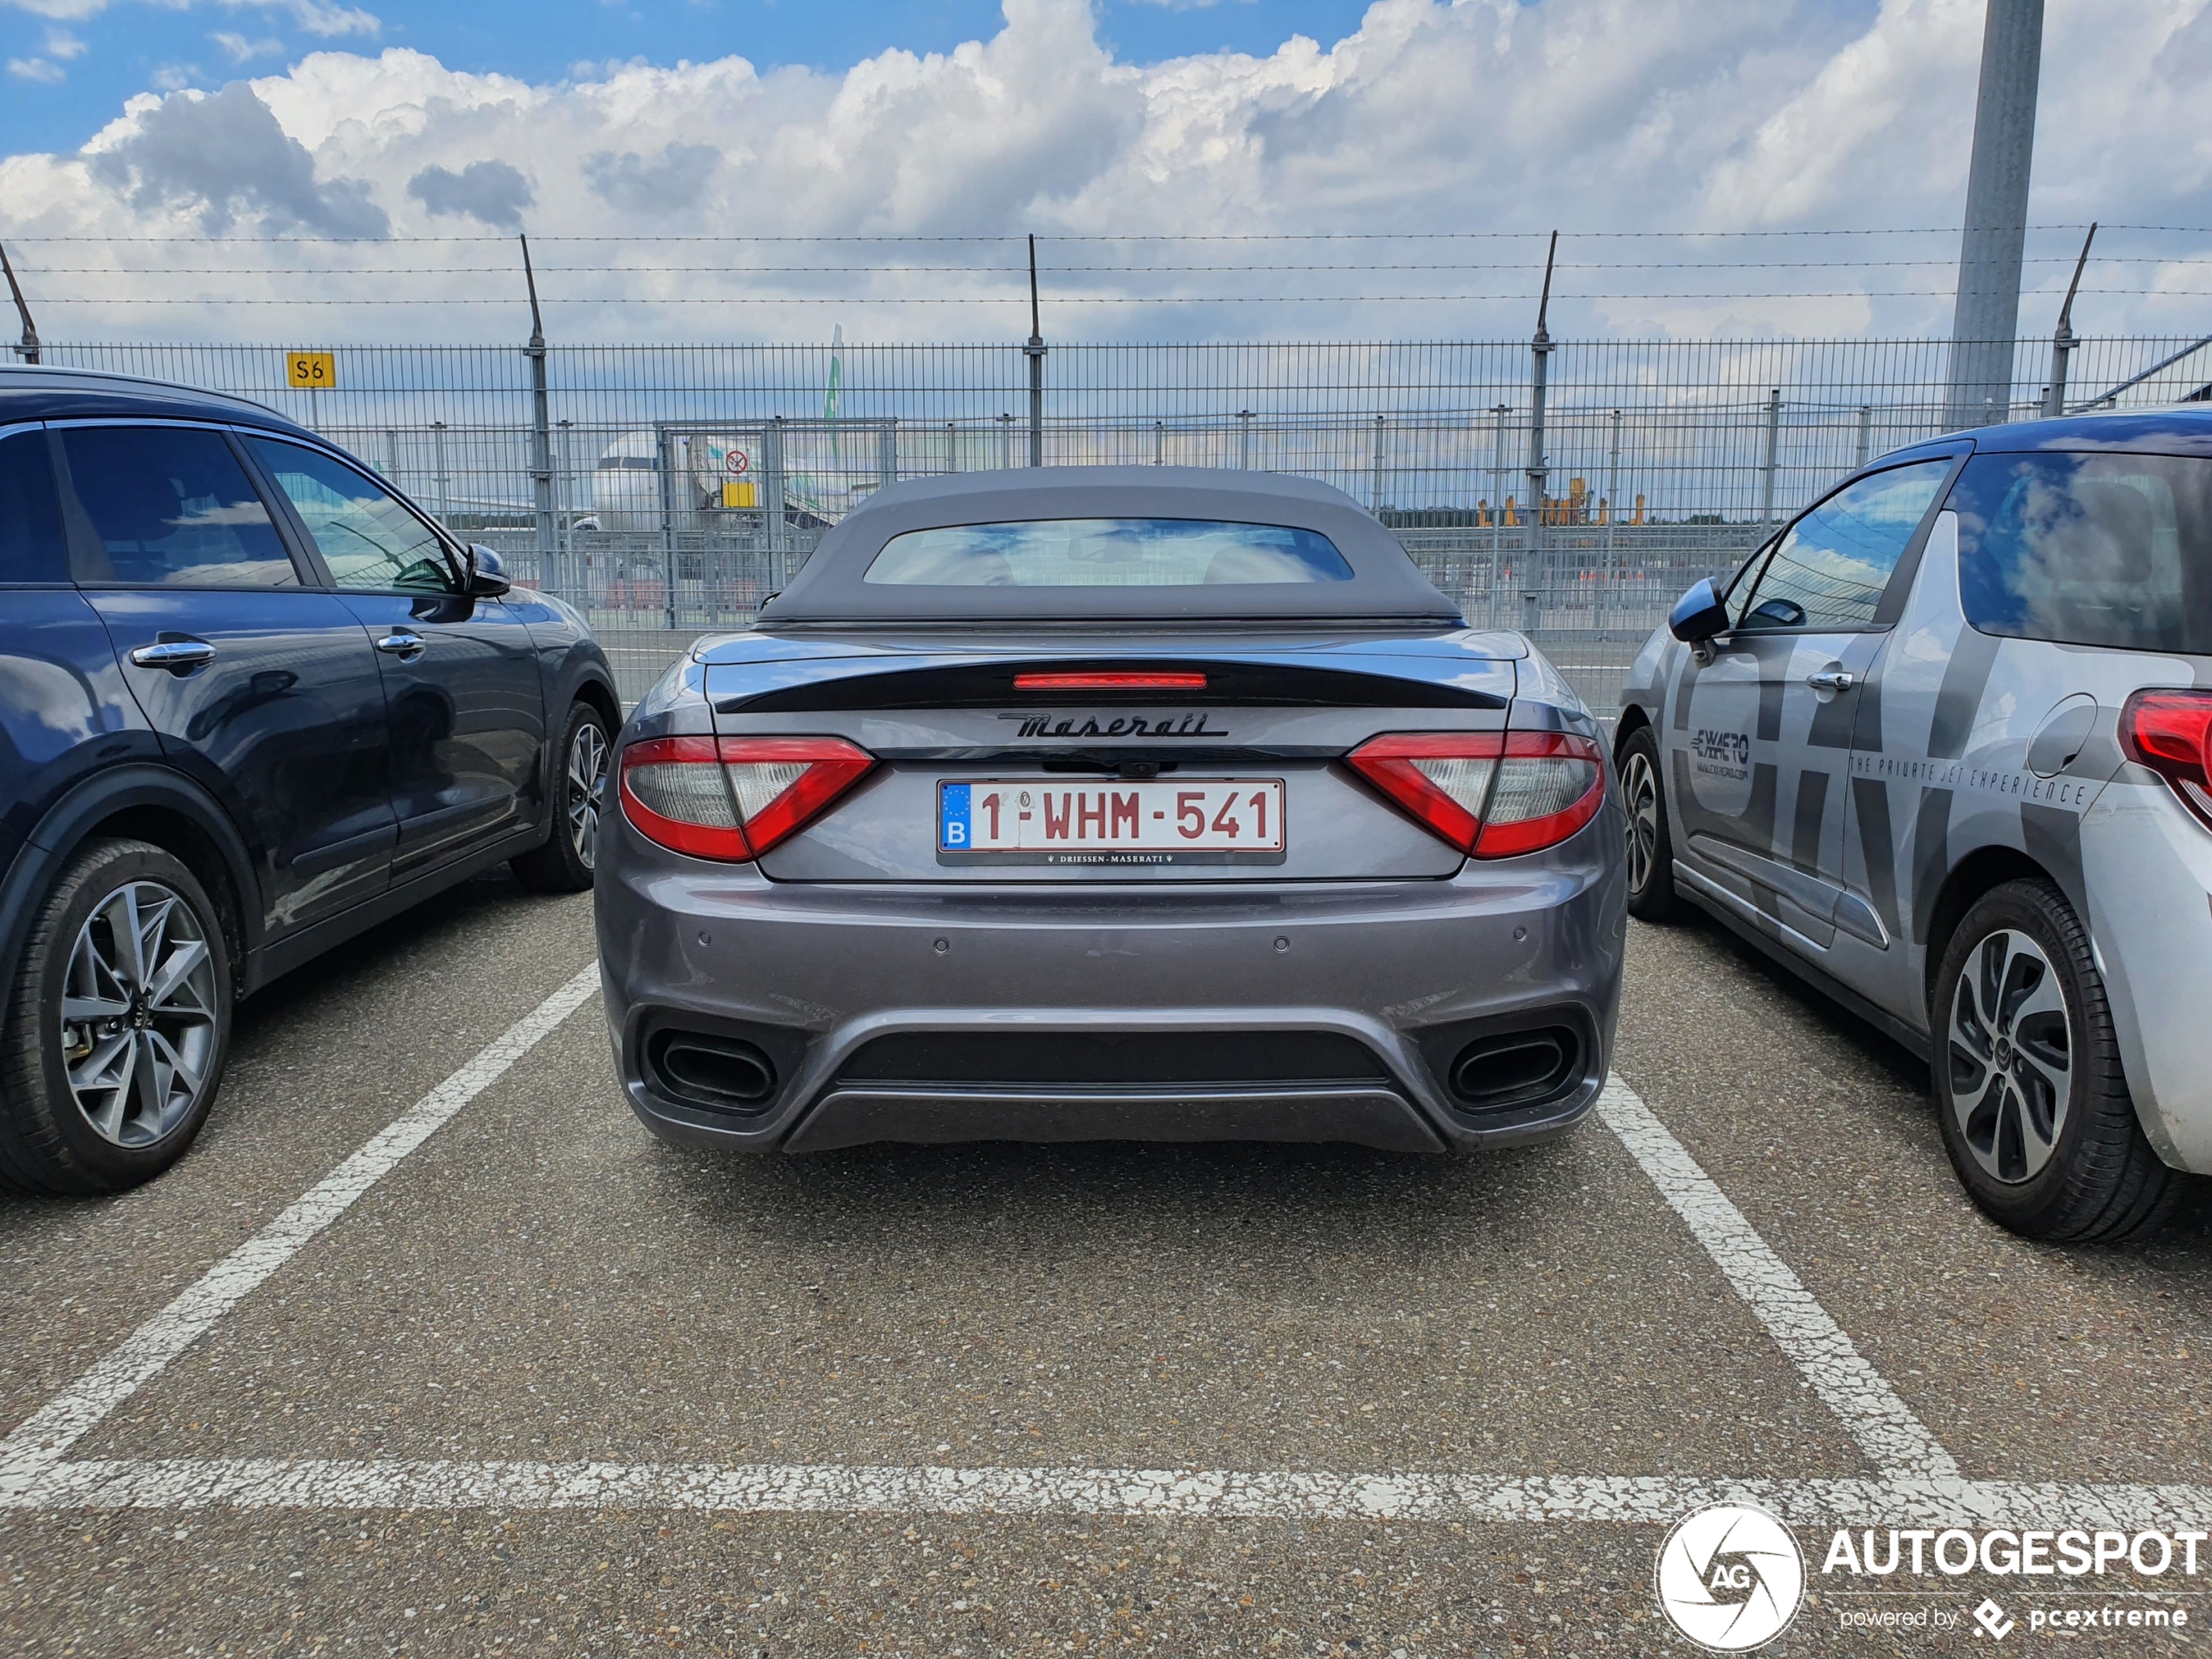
[465,544,512,598]
[1669,577,1729,645]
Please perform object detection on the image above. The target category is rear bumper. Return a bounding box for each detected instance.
[592,807,1626,1154]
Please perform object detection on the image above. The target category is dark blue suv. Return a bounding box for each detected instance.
[0,368,617,1194]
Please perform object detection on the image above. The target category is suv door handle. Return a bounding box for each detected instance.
[375,631,426,659]
[129,638,216,672]
[1806,668,1854,693]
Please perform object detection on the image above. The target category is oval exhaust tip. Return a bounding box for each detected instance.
[1449,1028,1577,1109]
[650,1033,778,1109]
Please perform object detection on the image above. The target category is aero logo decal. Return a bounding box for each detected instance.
[1655,1504,1806,1652]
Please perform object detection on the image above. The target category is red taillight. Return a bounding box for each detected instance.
[617,735,876,862]
[2121,689,2212,827]
[1012,671,1209,691]
[1345,731,1606,859]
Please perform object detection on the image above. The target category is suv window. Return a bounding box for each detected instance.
[1735,459,1952,631]
[1952,451,2212,654]
[0,429,68,585]
[246,437,455,594]
[59,425,297,588]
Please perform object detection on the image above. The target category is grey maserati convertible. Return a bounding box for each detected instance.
[593,467,1626,1154]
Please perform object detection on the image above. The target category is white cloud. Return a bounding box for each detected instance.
[212,29,285,62]
[44,24,87,56]
[7,54,66,80]
[1,0,2207,344]
[1,0,109,19]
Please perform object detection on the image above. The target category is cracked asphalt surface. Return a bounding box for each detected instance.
[3,864,2209,1656]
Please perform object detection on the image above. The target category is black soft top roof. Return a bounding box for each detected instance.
[756,467,1462,628]
[0,365,314,438]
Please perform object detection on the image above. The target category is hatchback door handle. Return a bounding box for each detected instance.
[376,631,426,658]
[1806,668,1854,693]
[129,639,216,672]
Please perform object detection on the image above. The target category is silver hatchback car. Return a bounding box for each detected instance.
[1622,407,2212,1241]
[595,468,1626,1156]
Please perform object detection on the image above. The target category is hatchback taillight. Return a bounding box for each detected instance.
[617,735,876,861]
[2121,689,2212,828]
[1346,731,1606,858]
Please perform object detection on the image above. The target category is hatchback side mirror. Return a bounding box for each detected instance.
[466,544,512,598]
[1669,577,1729,645]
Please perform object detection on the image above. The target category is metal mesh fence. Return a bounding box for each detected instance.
[36,334,2212,711]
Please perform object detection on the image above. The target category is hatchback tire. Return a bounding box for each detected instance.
[0,838,233,1195]
[1618,725,1681,922]
[1932,879,2179,1243]
[513,701,610,894]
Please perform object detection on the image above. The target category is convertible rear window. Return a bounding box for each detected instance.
[863,517,1355,588]
[1952,452,2212,654]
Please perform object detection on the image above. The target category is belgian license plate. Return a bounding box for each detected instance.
[937,779,1286,866]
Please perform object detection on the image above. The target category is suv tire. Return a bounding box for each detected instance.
[513,700,610,894]
[1619,724,1681,922]
[0,838,233,1195]
[1932,878,2179,1242]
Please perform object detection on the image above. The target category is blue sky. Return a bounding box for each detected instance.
[3,0,1379,156]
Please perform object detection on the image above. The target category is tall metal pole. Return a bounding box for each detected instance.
[2044,221,2095,417]
[1024,234,1046,467]
[1602,408,1621,635]
[1,243,39,364]
[520,233,556,563]
[1371,415,1386,513]
[1526,232,1557,621]
[1946,0,2046,428]
[1760,388,1783,526]
[1855,405,1873,469]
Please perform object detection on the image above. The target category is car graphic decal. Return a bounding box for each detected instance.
[1670,648,1699,732]
[1850,776,1902,939]
[1791,770,1831,872]
[1852,644,1887,755]
[2021,802,2088,921]
[1756,669,1785,742]
[1929,629,2000,759]
[1909,786,1954,944]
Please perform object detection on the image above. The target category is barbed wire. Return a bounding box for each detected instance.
[17,256,2210,276]
[45,288,2209,306]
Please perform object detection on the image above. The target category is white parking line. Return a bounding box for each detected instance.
[22,1460,2212,1531]
[1595,1077,1962,1482]
[0,1038,2001,1520]
[0,964,602,1504]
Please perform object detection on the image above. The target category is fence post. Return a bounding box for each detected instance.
[656,423,678,631]
[880,418,898,496]
[1155,420,1165,465]
[1489,403,1510,631]
[1238,409,1254,469]
[519,234,556,564]
[1760,388,1782,526]
[946,421,958,473]
[1525,233,1558,634]
[1371,415,1386,511]
[432,421,449,522]
[765,416,789,590]
[1855,404,1872,469]
[998,412,1014,471]
[0,242,37,364]
[381,428,399,481]
[2045,221,2096,417]
[1602,408,1621,635]
[1024,234,1046,467]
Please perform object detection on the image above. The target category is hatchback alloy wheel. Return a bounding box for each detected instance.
[1622,747,1659,896]
[1946,926,2073,1184]
[569,718,609,871]
[58,880,220,1148]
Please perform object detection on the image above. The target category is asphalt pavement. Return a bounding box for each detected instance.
[3,866,2209,1656]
